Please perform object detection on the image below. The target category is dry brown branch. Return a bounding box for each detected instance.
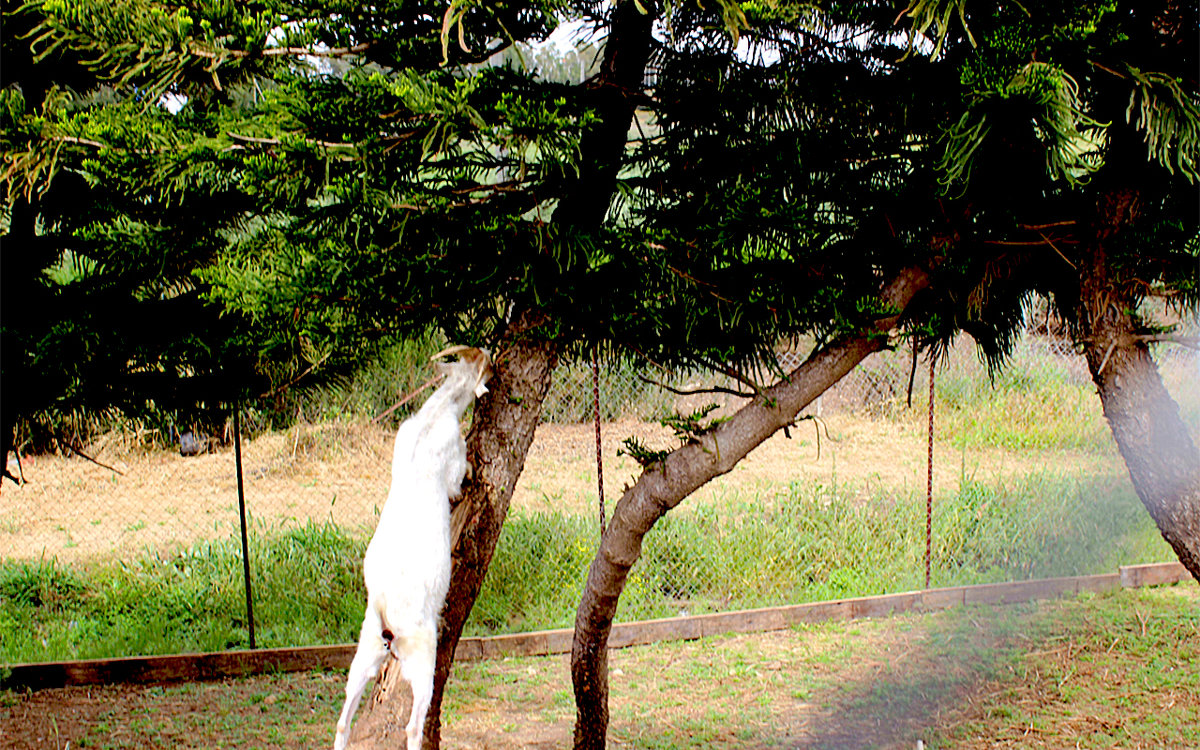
[983,237,1080,246]
[634,374,755,399]
[371,374,445,424]
[1017,220,1078,230]
[189,42,374,61]
[63,442,125,476]
[226,131,356,150]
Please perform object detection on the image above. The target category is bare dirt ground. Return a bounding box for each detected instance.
[3,584,1195,749]
[1,415,1120,562]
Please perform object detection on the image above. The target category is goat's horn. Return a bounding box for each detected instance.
[430,345,472,361]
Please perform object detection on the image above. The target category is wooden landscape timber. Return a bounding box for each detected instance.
[3,561,1191,692]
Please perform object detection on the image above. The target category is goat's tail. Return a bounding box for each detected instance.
[371,593,395,653]
[376,596,437,664]
[358,597,438,750]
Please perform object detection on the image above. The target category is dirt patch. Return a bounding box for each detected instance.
[0,671,344,749]
[517,415,1118,516]
[3,584,1195,749]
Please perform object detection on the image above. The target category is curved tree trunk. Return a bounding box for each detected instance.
[570,266,931,749]
[1078,191,1200,580]
[345,308,560,749]
[1082,308,1200,578]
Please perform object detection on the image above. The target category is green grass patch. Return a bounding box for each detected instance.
[0,471,1174,662]
[931,584,1200,749]
[0,520,367,664]
[935,382,1113,451]
[902,343,1114,451]
[466,470,1170,635]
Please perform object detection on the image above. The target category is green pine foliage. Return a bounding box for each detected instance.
[3,0,1195,450]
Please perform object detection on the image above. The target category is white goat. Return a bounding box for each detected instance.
[333,346,492,750]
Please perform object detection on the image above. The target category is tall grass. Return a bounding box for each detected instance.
[0,520,367,664]
[935,381,1112,451]
[879,339,1114,452]
[924,337,1197,452]
[0,470,1172,663]
[465,468,1170,635]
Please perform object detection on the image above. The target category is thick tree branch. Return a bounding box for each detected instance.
[570,264,932,749]
[551,0,655,228]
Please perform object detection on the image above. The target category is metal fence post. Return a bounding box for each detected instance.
[233,402,256,649]
[925,357,935,590]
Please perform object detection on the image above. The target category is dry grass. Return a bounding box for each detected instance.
[0,423,395,561]
[0,414,1123,563]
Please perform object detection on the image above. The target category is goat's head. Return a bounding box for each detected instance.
[430,345,493,398]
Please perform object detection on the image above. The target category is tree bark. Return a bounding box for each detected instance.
[570,266,931,749]
[348,4,653,745]
[551,0,654,228]
[345,308,559,749]
[1078,190,1200,580]
[340,2,657,744]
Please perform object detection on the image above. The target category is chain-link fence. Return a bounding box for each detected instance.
[491,328,1197,630]
[539,330,1106,424]
[2,323,1197,662]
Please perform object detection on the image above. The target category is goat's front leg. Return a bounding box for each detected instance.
[334,607,391,750]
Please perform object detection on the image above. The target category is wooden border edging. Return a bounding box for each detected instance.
[1,644,358,692]
[3,562,1191,691]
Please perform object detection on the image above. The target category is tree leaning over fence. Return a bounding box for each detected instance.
[568,2,1200,746]
[907,1,1200,578]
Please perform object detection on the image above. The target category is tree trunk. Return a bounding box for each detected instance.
[1078,191,1200,580]
[345,3,654,744]
[345,308,560,749]
[1,198,36,486]
[550,0,654,228]
[1082,310,1200,579]
[570,266,931,749]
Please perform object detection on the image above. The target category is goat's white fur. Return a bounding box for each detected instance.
[333,347,492,750]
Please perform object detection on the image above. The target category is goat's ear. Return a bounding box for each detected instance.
[430,344,472,361]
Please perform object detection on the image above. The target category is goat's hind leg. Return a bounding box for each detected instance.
[333,607,391,750]
[398,624,438,750]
